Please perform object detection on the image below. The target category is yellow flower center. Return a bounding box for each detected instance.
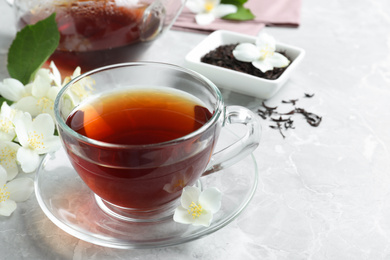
[28,131,46,150]
[0,146,16,169]
[173,179,185,189]
[0,185,10,203]
[71,83,91,100]
[259,46,274,60]
[204,2,215,12]
[0,118,13,133]
[188,202,203,219]
[37,97,54,112]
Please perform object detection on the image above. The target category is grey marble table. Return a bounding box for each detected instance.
[1,0,390,259]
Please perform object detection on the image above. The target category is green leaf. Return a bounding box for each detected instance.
[221,0,248,5]
[220,0,255,21]
[7,13,60,85]
[222,5,255,21]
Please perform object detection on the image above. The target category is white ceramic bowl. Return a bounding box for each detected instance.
[184,30,305,99]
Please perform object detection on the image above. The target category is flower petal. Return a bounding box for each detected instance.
[50,61,62,87]
[180,186,201,208]
[0,141,20,181]
[0,78,25,101]
[0,131,15,142]
[71,67,81,79]
[256,33,276,53]
[0,165,7,187]
[0,199,17,217]
[195,13,216,25]
[24,83,33,95]
[199,187,222,213]
[36,135,61,154]
[186,0,204,13]
[7,177,34,202]
[209,0,221,6]
[17,147,40,173]
[213,4,237,18]
[252,60,274,73]
[14,96,41,116]
[13,111,32,147]
[267,52,291,68]
[47,86,60,101]
[35,68,52,84]
[0,103,16,141]
[233,43,261,62]
[4,163,18,181]
[31,74,51,98]
[193,210,213,227]
[173,205,195,224]
[32,113,55,137]
[0,101,13,117]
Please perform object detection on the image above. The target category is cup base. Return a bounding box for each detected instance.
[95,196,177,223]
[94,180,203,223]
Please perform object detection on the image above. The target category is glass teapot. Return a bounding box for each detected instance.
[7,0,185,74]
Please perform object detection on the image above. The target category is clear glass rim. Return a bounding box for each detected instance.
[54,61,224,148]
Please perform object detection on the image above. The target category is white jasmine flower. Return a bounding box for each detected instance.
[13,112,61,173]
[62,67,94,105]
[13,73,60,119]
[186,0,237,25]
[60,67,95,119]
[173,186,222,227]
[35,67,53,85]
[0,165,34,217]
[0,62,61,105]
[0,102,18,141]
[0,78,28,102]
[49,61,62,88]
[233,33,290,73]
[62,66,82,87]
[0,141,21,181]
[163,168,192,194]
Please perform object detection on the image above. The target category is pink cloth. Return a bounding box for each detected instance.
[172,0,302,35]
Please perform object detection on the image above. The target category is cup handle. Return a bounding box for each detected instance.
[202,106,261,176]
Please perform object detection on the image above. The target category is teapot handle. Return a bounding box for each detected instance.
[140,0,185,42]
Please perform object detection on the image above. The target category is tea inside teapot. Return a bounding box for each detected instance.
[14,0,176,75]
[18,0,163,52]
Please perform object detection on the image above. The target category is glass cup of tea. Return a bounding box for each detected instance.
[7,0,185,74]
[54,62,261,222]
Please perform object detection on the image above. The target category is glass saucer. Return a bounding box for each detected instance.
[35,128,258,249]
